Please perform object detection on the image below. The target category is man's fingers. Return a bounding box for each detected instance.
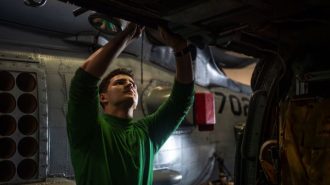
[158,26,169,42]
[133,25,144,39]
[138,25,145,31]
[156,25,187,49]
[137,26,145,35]
[123,23,143,40]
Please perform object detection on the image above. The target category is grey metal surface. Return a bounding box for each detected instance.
[149,45,252,94]
[0,0,94,35]
[153,169,182,185]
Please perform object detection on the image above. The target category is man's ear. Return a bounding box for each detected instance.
[99,93,108,104]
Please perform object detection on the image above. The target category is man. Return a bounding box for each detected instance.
[67,23,194,185]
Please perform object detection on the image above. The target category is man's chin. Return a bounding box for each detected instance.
[120,98,137,108]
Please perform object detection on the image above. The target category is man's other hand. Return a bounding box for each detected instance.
[123,23,145,42]
[158,26,187,52]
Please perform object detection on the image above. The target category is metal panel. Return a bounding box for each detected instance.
[0,58,48,184]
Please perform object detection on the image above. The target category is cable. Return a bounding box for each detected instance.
[140,32,144,85]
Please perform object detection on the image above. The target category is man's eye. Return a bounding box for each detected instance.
[115,80,125,85]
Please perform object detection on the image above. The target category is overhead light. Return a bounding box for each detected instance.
[88,13,128,35]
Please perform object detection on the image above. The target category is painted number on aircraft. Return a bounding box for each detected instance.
[214,92,249,116]
[229,95,242,116]
[241,97,249,116]
[215,92,226,114]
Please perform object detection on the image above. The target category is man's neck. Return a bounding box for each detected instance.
[104,106,133,119]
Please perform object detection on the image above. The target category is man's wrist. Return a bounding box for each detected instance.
[172,42,188,52]
[174,44,195,57]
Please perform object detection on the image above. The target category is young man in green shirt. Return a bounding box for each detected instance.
[67,23,195,185]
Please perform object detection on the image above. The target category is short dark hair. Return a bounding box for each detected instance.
[99,68,134,94]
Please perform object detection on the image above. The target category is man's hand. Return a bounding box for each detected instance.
[158,26,187,52]
[81,22,144,78]
[155,26,193,84]
[123,23,145,43]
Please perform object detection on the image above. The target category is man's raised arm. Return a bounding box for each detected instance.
[81,23,144,78]
[145,27,195,151]
[158,27,194,84]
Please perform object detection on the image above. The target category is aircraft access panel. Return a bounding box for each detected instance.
[0,59,48,185]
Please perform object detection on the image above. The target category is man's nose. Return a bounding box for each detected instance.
[125,82,134,88]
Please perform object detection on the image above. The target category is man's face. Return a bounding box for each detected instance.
[100,74,138,109]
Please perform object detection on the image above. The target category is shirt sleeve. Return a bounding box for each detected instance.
[66,68,101,149]
[145,80,194,152]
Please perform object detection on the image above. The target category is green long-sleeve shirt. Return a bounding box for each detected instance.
[67,68,194,185]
